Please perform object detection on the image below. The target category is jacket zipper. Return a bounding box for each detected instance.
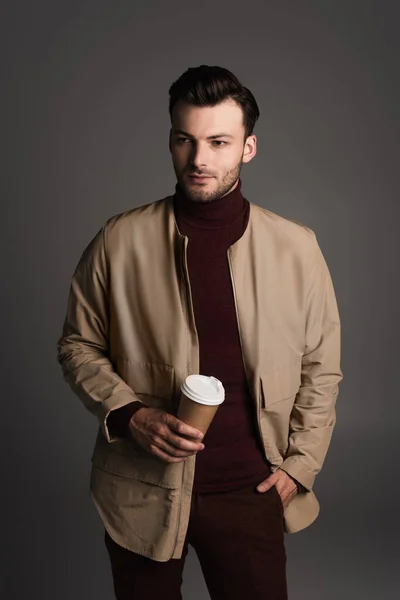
[170,236,198,559]
[227,249,264,452]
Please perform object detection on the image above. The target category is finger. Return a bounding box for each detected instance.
[281,489,297,509]
[168,432,205,453]
[151,430,203,457]
[160,436,203,457]
[275,489,287,509]
[256,473,279,492]
[167,415,204,440]
[149,443,187,463]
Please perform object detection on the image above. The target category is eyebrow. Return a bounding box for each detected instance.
[174,129,234,140]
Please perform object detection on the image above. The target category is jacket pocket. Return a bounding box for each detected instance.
[259,366,301,455]
[115,358,176,410]
[260,365,301,409]
[90,465,181,561]
[91,426,183,488]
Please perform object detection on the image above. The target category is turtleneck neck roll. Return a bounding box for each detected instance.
[173,177,248,229]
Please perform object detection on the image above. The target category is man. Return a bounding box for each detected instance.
[57,65,342,599]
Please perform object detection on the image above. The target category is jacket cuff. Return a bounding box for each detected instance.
[278,457,316,492]
[106,402,147,439]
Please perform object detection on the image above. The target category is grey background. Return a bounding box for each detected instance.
[2,1,399,598]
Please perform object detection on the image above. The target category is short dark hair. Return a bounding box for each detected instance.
[168,65,260,140]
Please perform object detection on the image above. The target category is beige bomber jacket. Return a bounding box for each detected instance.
[57,194,343,561]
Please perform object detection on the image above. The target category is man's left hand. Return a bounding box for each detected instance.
[256,470,298,509]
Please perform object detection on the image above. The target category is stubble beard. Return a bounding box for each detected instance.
[176,160,243,204]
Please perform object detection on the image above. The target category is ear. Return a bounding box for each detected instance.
[168,128,172,153]
[242,134,257,164]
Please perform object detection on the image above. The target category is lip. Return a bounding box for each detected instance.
[189,175,213,182]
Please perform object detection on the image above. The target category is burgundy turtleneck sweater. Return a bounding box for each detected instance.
[107,178,272,492]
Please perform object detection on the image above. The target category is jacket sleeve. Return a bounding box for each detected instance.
[56,223,146,443]
[279,233,343,492]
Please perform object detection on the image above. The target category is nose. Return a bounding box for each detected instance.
[189,142,209,170]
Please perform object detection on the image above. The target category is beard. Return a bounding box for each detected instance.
[174,159,243,203]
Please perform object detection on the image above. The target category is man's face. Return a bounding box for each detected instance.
[169,98,257,203]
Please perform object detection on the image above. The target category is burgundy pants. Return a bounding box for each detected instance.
[104,482,288,600]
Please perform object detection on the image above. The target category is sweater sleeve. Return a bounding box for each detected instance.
[106,401,148,438]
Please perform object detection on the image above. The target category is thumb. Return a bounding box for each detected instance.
[256,473,279,493]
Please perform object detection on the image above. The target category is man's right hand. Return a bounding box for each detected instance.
[128,407,205,463]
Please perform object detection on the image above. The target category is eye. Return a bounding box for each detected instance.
[175,137,227,146]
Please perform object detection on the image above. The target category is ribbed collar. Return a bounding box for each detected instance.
[173,177,247,229]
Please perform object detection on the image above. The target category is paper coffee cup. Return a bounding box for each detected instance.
[177,375,225,436]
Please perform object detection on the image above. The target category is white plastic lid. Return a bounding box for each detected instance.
[181,375,225,406]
